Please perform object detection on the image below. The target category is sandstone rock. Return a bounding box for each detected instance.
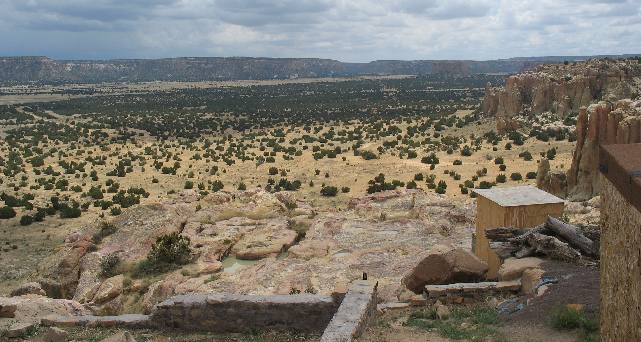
[566,100,641,200]
[521,267,545,295]
[101,331,137,342]
[5,322,36,338]
[484,60,641,133]
[536,159,567,198]
[497,257,544,281]
[232,220,297,259]
[402,245,488,294]
[436,304,450,320]
[73,252,103,303]
[35,327,68,342]
[10,282,46,297]
[288,240,334,260]
[195,261,223,275]
[93,275,124,304]
[0,296,89,323]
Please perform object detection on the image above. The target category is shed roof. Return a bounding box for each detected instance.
[473,186,564,207]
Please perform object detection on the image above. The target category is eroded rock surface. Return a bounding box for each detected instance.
[483,59,641,133]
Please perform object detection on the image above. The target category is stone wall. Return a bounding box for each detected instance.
[321,280,378,342]
[600,176,641,341]
[149,293,340,333]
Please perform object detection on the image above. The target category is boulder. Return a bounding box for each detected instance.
[73,252,103,303]
[401,245,488,294]
[232,220,298,260]
[0,296,89,323]
[101,331,137,342]
[436,304,450,320]
[288,240,334,260]
[92,275,124,304]
[10,282,46,297]
[195,261,223,275]
[521,268,545,295]
[4,322,36,338]
[35,327,68,342]
[497,257,544,281]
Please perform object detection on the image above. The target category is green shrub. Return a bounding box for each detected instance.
[510,172,523,181]
[100,254,121,278]
[526,171,537,179]
[19,215,33,226]
[496,174,507,183]
[320,186,338,197]
[0,206,16,219]
[135,233,192,276]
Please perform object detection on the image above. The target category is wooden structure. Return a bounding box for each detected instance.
[473,186,564,279]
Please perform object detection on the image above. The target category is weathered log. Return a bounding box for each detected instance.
[509,224,548,244]
[514,246,536,259]
[526,233,581,262]
[546,216,597,256]
[485,228,524,241]
[489,241,519,259]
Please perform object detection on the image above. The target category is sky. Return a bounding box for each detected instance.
[0,0,640,62]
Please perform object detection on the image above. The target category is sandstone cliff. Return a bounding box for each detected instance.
[565,100,641,200]
[483,59,641,133]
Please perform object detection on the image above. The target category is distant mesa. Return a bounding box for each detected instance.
[1,54,639,84]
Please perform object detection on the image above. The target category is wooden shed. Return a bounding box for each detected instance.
[473,186,565,279]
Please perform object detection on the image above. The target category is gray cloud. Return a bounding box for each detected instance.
[0,0,639,61]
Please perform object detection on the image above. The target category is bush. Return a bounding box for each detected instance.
[546,148,557,160]
[237,182,247,191]
[148,233,191,264]
[100,254,121,278]
[510,172,523,181]
[184,181,194,189]
[320,186,338,197]
[453,160,462,166]
[20,215,33,226]
[499,164,507,171]
[341,187,350,193]
[496,174,507,183]
[110,206,122,216]
[494,157,504,165]
[526,171,537,179]
[60,205,81,219]
[519,151,533,161]
[0,206,16,219]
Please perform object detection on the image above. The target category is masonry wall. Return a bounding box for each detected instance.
[149,293,340,333]
[600,176,641,342]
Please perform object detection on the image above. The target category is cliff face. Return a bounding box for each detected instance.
[483,59,641,133]
[566,100,641,200]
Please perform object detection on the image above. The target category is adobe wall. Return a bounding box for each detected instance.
[600,176,641,341]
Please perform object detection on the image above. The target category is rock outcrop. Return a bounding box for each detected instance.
[483,59,641,133]
[566,100,641,200]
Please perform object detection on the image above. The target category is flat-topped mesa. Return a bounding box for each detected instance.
[483,59,641,133]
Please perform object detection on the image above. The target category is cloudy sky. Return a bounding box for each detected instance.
[0,0,639,61]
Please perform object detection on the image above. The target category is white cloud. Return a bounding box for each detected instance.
[0,0,639,60]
